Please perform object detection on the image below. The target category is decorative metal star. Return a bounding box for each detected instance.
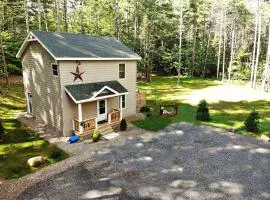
[70,65,85,82]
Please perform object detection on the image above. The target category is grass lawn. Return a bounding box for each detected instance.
[0,83,68,180]
[134,76,270,137]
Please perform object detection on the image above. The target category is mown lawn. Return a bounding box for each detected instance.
[134,76,270,137]
[0,83,68,179]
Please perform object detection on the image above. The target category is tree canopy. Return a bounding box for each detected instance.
[0,0,270,90]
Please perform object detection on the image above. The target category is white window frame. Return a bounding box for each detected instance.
[118,63,126,79]
[120,94,127,109]
[51,63,59,77]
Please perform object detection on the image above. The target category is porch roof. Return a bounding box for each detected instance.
[64,80,128,103]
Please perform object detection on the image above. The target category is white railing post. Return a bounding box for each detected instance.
[78,103,83,134]
[95,117,98,128]
[120,97,123,121]
[108,113,111,124]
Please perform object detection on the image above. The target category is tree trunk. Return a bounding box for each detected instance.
[261,22,270,91]
[43,0,49,32]
[250,0,259,87]
[64,0,68,32]
[115,0,120,40]
[24,0,29,33]
[55,0,60,32]
[191,18,197,76]
[228,0,236,84]
[216,9,223,79]
[177,0,183,87]
[0,33,9,89]
[222,10,227,82]
[252,1,262,89]
[38,0,42,30]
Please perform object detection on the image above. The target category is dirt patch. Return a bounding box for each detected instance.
[0,75,22,84]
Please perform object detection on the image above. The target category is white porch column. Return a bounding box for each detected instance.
[78,103,83,134]
[119,96,123,120]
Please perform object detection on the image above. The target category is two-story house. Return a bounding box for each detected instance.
[16,31,141,137]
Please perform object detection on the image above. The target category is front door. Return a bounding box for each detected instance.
[26,92,33,114]
[97,99,107,122]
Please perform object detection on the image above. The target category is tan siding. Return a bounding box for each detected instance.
[59,60,137,136]
[21,42,63,133]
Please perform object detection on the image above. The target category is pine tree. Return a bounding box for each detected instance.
[244,110,260,133]
[196,100,210,121]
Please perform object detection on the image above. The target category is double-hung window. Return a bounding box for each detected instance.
[52,63,59,76]
[119,64,125,79]
[120,95,126,109]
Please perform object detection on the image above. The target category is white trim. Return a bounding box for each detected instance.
[92,86,119,99]
[16,32,57,60]
[97,99,107,122]
[78,92,128,104]
[64,88,78,103]
[120,94,127,110]
[25,92,33,114]
[64,86,128,104]
[51,63,59,77]
[120,95,123,120]
[78,104,83,133]
[56,57,141,61]
[118,63,126,80]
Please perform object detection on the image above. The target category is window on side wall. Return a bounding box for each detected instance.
[119,63,125,79]
[52,63,59,76]
[120,95,126,109]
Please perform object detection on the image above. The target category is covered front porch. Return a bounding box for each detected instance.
[65,81,128,136]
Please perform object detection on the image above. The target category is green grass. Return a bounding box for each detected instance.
[134,76,270,137]
[0,83,68,179]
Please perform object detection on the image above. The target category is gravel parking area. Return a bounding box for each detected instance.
[7,123,270,199]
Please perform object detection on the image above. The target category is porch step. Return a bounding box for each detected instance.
[98,124,114,135]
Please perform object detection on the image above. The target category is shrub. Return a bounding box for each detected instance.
[0,119,4,140]
[92,128,101,142]
[244,110,260,133]
[48,145,64,160]
[146,112,152,117]
[196,100,210,121]
[120,119,127,131]
[140,106,150,113]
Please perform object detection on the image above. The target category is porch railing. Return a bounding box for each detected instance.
[73,117,97,134]
[108,108,121,124]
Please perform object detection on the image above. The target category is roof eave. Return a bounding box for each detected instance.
[16,31,57,60]
[56,57,142,61]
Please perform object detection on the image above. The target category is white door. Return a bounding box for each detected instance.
[26,92,33,114]
[97,99,107,122]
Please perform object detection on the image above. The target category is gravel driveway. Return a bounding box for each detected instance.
[18,123,270,200]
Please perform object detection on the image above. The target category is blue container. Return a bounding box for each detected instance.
[68,135,79,144]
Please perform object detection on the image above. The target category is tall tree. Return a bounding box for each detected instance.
[64,0,68,32]
[222,9,227,82]
[228,0,236,84]
[177,0,184,87]
[115,0,120,39]
[24,0,29,33]
[252,0,262,88]
[216,8,223,79]
[250,0,259,87]
[261,21,270,91]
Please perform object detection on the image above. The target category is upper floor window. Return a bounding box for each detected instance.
[52,63,59,76]
[119,64,125,79]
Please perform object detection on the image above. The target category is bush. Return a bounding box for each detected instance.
[120,119,127,131]
[92,128,101,142]
[0,120,4,140]
[48,145,64,160]
[146,112,152,117]
[140,106,150,113]
[244,110,260,133]
[196,100,210,121]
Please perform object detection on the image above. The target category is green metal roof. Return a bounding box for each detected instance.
[30,31,141,60]
[65,81,128,102]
